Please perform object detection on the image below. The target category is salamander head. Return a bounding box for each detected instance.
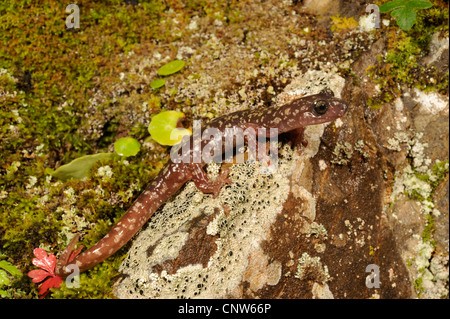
[268,88,348,133]
[293,88,348,126]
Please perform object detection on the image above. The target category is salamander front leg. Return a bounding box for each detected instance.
[191,164,232,198]
[287,127,308,154]
[244,131,277,167]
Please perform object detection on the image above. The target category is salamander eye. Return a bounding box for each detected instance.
[313,100,329,115]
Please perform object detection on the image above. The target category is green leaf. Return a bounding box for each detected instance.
[157,60,185,76]
[148,111,192,146]
[0,289,7,298]
[391,8,403,17]
[150,78,166,89]
[50,153,118,181]
[0,261,22,278]
[396,6,417,30]
[406,0,433,9]
[379,0,407,13]
[114,137,141,157]
[0,270,9,287]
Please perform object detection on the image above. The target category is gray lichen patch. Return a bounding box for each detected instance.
[277,70,346,103]
[387,130,449,298]
[114,145,296,299]
[295,252,330,284]
[331,139,372,165]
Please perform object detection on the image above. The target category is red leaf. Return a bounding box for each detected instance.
[27,269,51,283]
[39,276,63,298]
[28,247,64,297]
[31,248,56,274]
[32,247,48,260]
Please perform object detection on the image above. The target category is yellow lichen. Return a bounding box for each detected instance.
[330,15,359,33]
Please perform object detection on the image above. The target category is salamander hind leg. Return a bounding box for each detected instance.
[55,233,84,276]
[191,163,232,198]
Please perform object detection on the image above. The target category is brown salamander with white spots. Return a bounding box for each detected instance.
[55,88,348,277]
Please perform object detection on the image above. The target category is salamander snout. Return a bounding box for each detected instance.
[329,98,348,118]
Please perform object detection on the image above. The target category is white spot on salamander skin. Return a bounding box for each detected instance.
[159,183,168,195]
[287,119,296,126]
[128,219,136,230]
[114,230,125,243]
[143,190,152,196]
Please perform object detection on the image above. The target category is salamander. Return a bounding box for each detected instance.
[55,88,348,277]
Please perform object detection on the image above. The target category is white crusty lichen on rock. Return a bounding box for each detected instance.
[114,71,347,299]
[295,252,330,284]
[385,86,449,298]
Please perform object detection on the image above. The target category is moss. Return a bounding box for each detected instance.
[368,1,449,105]
[0,0,211,298]
[412,160,449,196]
[50,253,125,299]
[338,67,359,86]
[422,214,436,247]
[429,160,450,189]
[414,276,425,296]
[413,160,448,247]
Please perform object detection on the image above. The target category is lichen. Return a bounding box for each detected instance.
[330,15,359,33]
[331,140,372,165]
[294,252,330,285]
[388,130,449,298]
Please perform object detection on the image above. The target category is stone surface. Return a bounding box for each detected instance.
[434,177,449,256]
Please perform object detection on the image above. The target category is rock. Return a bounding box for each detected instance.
[409,89,449,162]
[422,33,449,67]
[301,0,342,16]
[434,176,449,256]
